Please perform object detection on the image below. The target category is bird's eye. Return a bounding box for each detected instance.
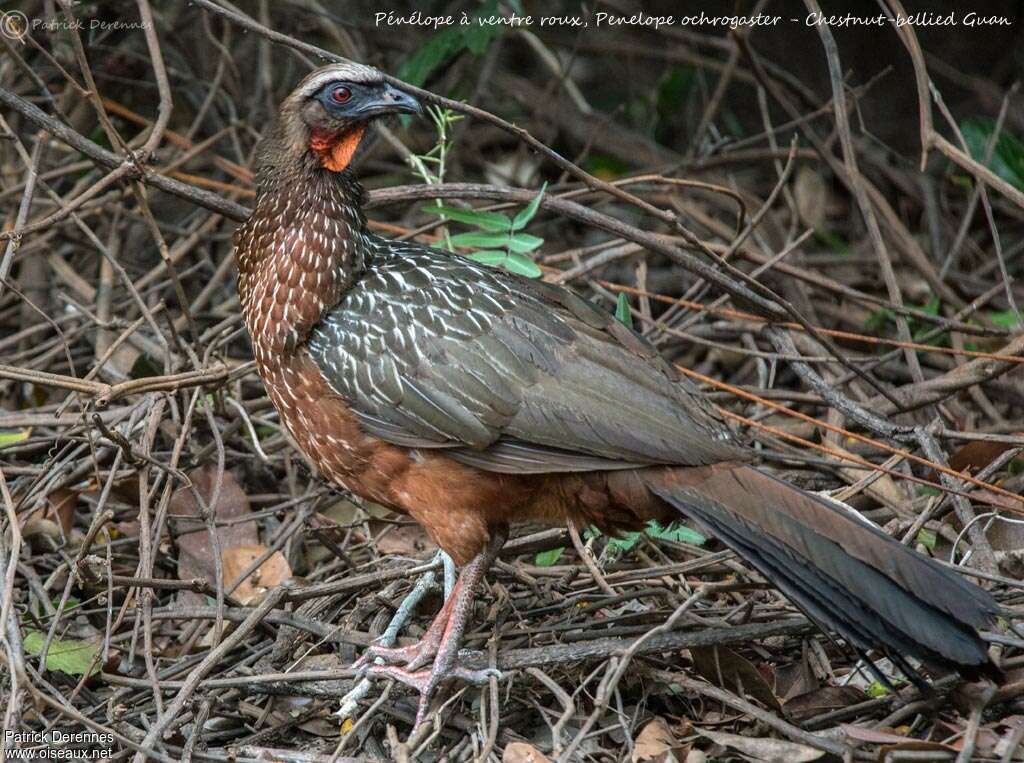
[330,86,352,104]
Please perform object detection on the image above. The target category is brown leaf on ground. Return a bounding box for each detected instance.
[773,656,818,702]
[935,439,1021,480]
[784,686,868,721]
[502,742,552,763]
[839,725,913,744]
[697,729,823,762]
[690,646,783,713]
[171,465,256,606]
[987,510,1024,558]
[829,442,907,509]
[44,488,78,537]
[879,740,960,758]
[633,716,688,762]
[971,488,1024,514]
[222,544,292,604]
[21,488,80,543]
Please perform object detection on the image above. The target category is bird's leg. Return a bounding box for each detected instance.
[360,524,508,726]
[348,548,452,671]
[338,550,452,722]
[353,575,456,670]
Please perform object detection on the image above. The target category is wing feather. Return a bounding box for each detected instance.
[306,238,745,472]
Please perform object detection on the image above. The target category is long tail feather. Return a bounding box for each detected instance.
[643,464,1000,678]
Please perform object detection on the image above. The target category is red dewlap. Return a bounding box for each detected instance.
[310,124,367,172]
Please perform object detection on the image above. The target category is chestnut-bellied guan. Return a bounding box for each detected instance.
[234,63,1000,725]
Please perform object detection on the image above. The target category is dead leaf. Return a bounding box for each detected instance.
[971,488,1024,514]
[297,714,340,737]
[222,544,292,604]
[690,646,783,713]
[880,740,959,758]
[941,439,1020,478]
[988,511,1024,555]
[45,488,77,537]
[828,443,907,509]
[697,729,823,762]
[839,725,910,744]
[633,717,687,762]
[21,488,79,542]
[773,657,818,702]
[21,517,63,544]
[794,166,827,229]
[171,465,256,606]
[784,686,868,721]
[503,742,552,763]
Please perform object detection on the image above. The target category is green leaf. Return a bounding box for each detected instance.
[23,631,100,676]
[585,155,628,180]
[534,547,564,567]
[505,233,544,253]
[989,309,1023,329]
[55,597,81,613]
[813,229,851,256]
[467,250,507,266]
[866,681,890,698]
[960,118,1024,191]
[865,307,894,334]
[910,296,946,344]
[423,205,510,232]
[398,27,464,88]
[397,0,502,87]
[615,293,633,329]
[504,253,542,278]
[448,231,514,249]
[656,66,694,116]
[655,65,694,144]
[464,19,501,55]
[129,353,161,380]
[722,109,744,139]
[918,296,940,316]
[915,529,937,550]
[464,0,502,55]
[606,531,643,554]
[511,182,548,230]
[917,485,942,497]
[646,520,706,546]
[0,429,30,449]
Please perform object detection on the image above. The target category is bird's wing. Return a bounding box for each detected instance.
[306,239,746,473]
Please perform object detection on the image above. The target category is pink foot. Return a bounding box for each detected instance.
[355,526,508,727]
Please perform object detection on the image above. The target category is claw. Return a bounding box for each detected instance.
[356,639,438,669]
[365,661,502,727]
[450,665,502,685]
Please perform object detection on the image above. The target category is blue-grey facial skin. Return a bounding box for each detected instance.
[315,81,422,121]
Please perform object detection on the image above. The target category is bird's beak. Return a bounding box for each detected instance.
[357,84,423,119]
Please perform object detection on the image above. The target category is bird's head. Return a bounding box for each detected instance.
[272,62,422,173]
